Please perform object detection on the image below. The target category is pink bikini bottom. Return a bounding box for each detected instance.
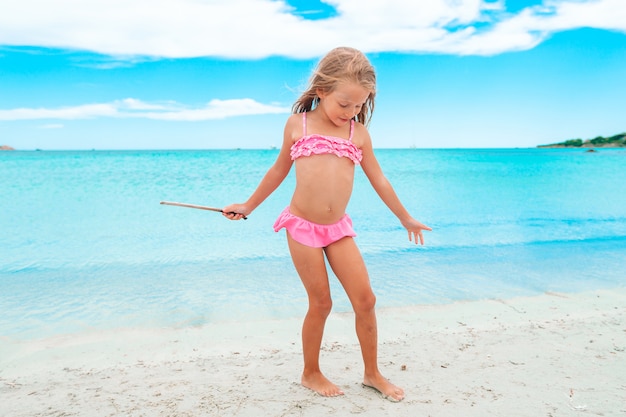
[273,207,356,248]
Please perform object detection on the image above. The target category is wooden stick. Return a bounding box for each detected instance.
[160,201,247,219]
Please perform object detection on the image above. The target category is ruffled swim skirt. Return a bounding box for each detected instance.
[273,206,356,248]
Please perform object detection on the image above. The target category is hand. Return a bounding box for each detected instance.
[221,204,249,221]
[403,218,432,245]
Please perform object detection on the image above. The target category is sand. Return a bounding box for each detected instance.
[1,288,625,417]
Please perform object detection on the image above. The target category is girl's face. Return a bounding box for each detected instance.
[317,82,370,127]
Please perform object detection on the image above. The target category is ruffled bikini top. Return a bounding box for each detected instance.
[290,112,362,165]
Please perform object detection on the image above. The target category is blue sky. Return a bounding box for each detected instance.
[0,0,624,150]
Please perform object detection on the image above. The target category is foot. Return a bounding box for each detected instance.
[363,374,405,402]
[302,372,344,397]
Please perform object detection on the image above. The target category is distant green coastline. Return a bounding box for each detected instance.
[538,132,626,148]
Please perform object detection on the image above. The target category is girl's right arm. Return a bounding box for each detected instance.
[222,115,298,220]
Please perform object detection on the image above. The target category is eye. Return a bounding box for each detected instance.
[338,103,348,108]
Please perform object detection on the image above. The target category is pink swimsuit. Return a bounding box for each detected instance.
[273,112,361,248]
[289,113,362,165]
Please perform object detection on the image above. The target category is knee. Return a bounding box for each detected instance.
[353,292,376,314]
[309,295,333,318]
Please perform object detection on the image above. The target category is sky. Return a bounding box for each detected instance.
[0,0,625,150]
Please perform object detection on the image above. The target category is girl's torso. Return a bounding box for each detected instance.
[288,112,361,224]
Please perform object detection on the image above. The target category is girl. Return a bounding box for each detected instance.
[222,47,431,402]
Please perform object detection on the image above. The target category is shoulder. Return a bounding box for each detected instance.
[352,121,372,150]
[284,113,303,131]
[286,112,302,125]
[283,113,303,144]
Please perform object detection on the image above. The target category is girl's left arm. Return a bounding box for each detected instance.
[359,129,432,244]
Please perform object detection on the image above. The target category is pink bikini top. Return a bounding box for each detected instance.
[290,112,363,165]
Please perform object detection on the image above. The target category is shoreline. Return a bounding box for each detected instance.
[1,288,625,416]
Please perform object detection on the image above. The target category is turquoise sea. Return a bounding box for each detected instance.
[1,148,625,340]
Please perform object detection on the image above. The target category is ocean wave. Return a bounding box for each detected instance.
[360,233,626,255]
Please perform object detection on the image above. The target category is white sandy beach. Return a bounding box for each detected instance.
[1,288,625,417]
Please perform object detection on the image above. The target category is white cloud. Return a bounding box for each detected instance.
[0,99,291,121]
[0,103,118,120]
[0,0,624,58]
[451,0,626,54]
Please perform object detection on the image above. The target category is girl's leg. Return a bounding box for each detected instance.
[324,237,405,402]
[286,232,344,397]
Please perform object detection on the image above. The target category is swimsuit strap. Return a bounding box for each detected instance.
[349,119,354,141]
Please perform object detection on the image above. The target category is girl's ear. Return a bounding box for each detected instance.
[315,88,327,99]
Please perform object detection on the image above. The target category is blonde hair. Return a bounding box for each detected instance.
[292,47,376,126]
